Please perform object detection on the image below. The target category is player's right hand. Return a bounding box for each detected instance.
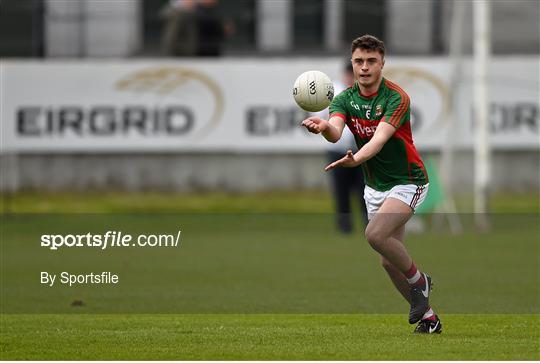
[301,116,329,134]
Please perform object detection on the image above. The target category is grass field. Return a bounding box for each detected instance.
[1,190,539,213]
[2,314,538,360]
[1,191,539,359]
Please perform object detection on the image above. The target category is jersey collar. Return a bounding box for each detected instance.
[356,77,385,99]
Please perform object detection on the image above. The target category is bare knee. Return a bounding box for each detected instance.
[365,224,387,251]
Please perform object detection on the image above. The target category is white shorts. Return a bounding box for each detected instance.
[364,184,429,220]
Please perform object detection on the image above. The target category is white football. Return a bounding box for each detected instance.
[292,70,334,112]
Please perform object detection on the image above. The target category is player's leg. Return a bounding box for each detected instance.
[377,222,442,333]
[380,225,411,304]
[365,196,433,324]
[363,186,412,276]
[364,197,413,271]
[364,184,441,332]
[364,185,407,300]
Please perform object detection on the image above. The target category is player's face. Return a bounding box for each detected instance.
[351,49,384,89]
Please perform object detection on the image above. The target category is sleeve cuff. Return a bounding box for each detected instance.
[330,113,346,121]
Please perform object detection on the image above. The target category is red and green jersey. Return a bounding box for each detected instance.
[329,77,428,191]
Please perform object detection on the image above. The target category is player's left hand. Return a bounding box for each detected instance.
[301,116,329,134]
[324,150,359,171]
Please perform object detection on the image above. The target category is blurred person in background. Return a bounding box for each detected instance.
[323,62,368,233]
[160,0,197,56]
[161,0,233,57]
[194,0,233,56]
[301,35,441,334]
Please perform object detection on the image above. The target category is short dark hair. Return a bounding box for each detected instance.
[350,35,385,58]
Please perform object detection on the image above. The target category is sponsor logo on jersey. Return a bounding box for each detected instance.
[349,117,379,138]
[357,124,378,138]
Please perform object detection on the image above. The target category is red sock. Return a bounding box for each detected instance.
[405,262,425,286]
[422,307,437,321]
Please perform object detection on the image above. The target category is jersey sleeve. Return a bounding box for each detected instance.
[383,90,410,128]
[328,91,348,121]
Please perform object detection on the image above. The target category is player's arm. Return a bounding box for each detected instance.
[301,115,345,143]
[325,89,409,171]
[324,122,396,171]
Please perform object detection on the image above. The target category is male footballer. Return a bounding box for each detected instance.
[301,35,441,334]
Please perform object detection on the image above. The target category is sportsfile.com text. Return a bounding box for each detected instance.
[40,230,182,250]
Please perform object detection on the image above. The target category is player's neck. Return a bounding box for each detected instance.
[358,76,383,97]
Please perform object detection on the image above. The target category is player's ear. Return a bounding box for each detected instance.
[381,58,385,68]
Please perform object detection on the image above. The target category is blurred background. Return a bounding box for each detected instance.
[0,0,538,214]
[0,0,538,317]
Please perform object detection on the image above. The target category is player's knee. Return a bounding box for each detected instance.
[365,225,386,250]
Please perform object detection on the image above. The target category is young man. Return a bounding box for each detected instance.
[301,35,441,334]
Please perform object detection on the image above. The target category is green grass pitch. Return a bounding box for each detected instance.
[1,192,539,359]
[2,314,538,360]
